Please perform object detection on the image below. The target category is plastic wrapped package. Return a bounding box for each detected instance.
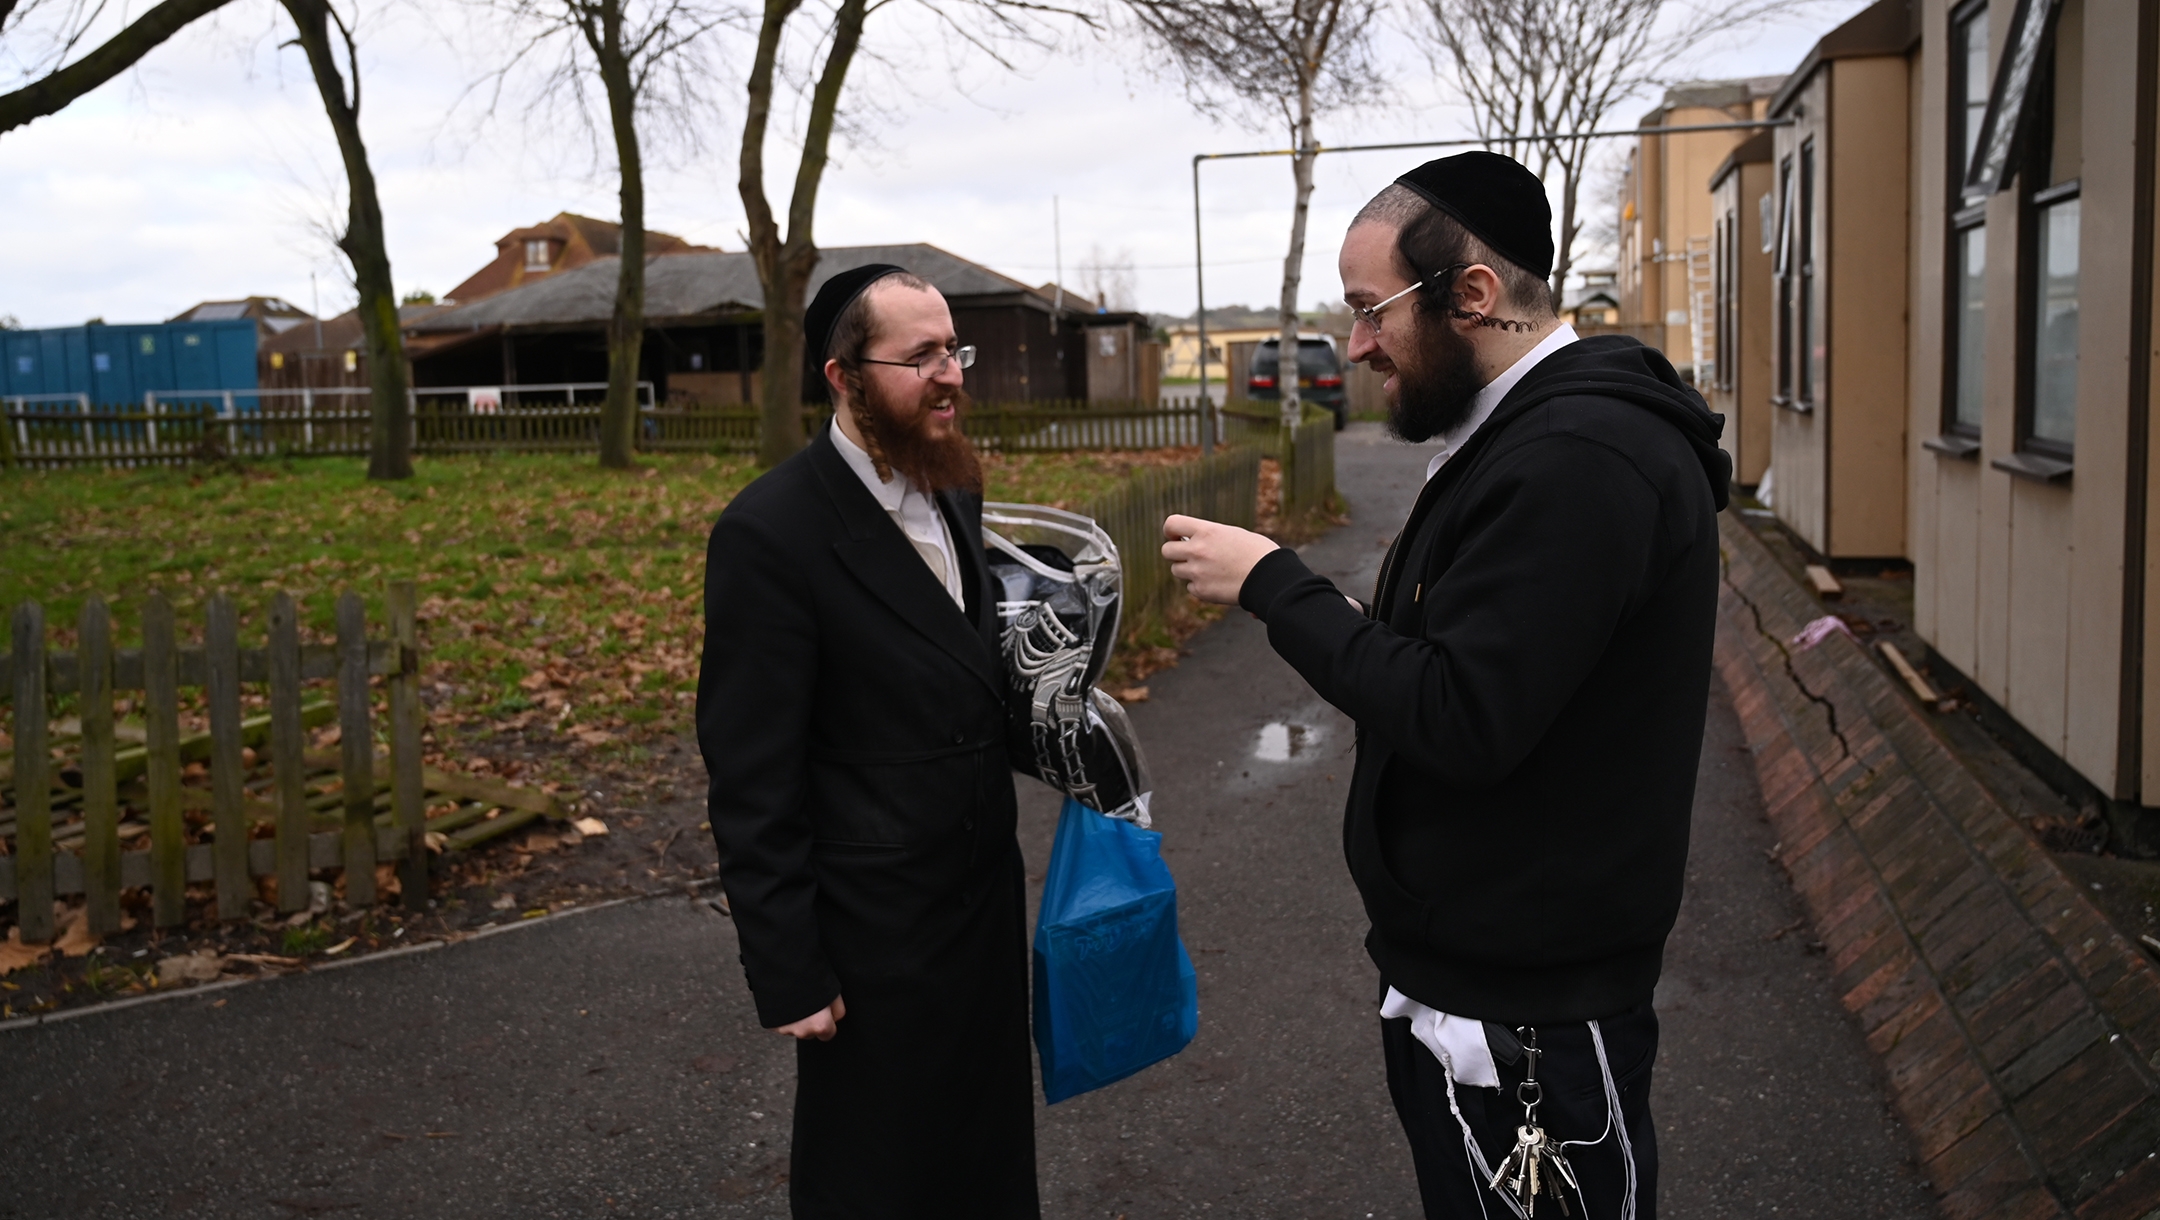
[981,504,1153,825]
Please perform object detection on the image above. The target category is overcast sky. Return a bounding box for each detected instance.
[0,0,1871,329]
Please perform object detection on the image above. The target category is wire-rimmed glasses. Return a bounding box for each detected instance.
[862,344,977,378]
[1348,264,1467,335]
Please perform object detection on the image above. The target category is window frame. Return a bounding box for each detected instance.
[2016,179,2079,464]
[1938,0,1993,449]
[1773,155,1796,407]
[1797,138,1818,409]
[2012,32,2075,466]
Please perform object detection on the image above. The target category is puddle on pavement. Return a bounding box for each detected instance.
[1254,722,1321,762]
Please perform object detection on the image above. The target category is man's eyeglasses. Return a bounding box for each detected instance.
[1347,263,1467,336]
[861,345,977,378]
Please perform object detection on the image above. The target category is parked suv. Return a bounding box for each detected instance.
[1248,335,1348,430]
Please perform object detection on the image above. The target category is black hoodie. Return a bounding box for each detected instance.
[1239,335,1729,1025]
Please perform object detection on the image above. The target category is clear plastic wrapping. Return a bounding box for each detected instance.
[982,503,1154,826]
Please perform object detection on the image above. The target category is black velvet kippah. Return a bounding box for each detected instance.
[1394,151,1554,280]
[805,262,907,363]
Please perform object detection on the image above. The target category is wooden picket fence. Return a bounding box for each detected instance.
[0,586,566,944]
[1217,404,1339,520]
[1075,445,1262,644]
[0,398,1213,469]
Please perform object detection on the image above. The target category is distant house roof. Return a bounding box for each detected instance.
[1640,75,1787,125]
[410,243,1062,335]
[445,212,715,304]
[1564,285,1621,313]
[261,303,453,354]
[170,295,316,337]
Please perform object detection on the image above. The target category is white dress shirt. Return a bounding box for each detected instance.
[1423,322,1580,482]
[1390,322,1578,1083]
[831,420,965,609]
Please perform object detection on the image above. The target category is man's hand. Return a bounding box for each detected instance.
[772,995,846,1041]
[1162,514,1280,606]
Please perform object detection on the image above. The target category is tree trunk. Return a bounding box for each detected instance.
[283,0,411,481]
[739,0,868,468]
[590,0,645,470]
[0,0,239,136]
[1276,71,1317,437]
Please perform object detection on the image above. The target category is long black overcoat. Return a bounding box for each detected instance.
[697,424,1037,1219]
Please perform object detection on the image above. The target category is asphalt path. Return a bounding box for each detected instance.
[0,424,1936,1218]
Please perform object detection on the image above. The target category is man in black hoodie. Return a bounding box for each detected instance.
[1164,152,1729,1219]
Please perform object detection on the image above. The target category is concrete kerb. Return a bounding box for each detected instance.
[0,877,723,1035]
[1715,513,2160,1220]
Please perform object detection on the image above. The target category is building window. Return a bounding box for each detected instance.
[1775,156,1794,401]
[1797,140,1818,405]
[1712,214,1731,391]
[1954,2,1990,186]
[525,239,552,271]
[2017,4,2080,458]
[1951,223,1987,431]
[1944,0,1990,438]
[2028,191,2079,448]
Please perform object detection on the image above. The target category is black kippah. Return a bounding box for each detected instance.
[804,262,907,364]
[1394,151,1554,281]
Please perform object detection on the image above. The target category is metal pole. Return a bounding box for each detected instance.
[1193,155,1212,455]
[1185,118,1794,450]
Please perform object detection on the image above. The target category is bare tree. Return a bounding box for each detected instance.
[740,0,1084,467]
[471,0,729,469]
[1076,243,1136,312]
[1121,0,1380,433]
[0,0,242,135]
[1421,0,1811,303]
[280,0,413,480]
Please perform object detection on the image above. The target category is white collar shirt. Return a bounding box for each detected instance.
[1423,322,1580,482]
[831,419,965,609]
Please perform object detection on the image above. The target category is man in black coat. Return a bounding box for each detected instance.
[1164,153,1731,1219]
[698,265,1037,1218]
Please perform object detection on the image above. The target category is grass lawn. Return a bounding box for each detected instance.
[0,448,1188,750]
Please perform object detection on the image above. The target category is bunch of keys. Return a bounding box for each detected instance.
[1487,1027,1582,1216]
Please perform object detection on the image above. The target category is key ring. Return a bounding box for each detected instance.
[1516,1026,1543,1117]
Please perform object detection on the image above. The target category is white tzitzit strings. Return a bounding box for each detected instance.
[1436,1021,1637,1220]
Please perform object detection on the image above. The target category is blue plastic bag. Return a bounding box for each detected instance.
[1033,797,1199,1104]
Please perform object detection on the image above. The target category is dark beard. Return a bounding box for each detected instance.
[1386,314,1486,444]
[853,374,984,495]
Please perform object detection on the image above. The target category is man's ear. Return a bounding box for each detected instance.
[1454,264,1506,321]
[823,357,849,405]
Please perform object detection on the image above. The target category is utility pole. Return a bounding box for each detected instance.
[1052,196,1064,335]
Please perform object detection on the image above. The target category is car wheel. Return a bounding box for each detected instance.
[1333,405,1347,431]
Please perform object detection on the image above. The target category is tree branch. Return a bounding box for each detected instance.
[0,0,240,135]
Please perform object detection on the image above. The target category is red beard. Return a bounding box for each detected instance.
[852,373,984,495]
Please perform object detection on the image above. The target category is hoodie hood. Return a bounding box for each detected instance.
[1489,334,1732,511]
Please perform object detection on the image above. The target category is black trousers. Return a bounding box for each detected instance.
[1382,1003,1660,1220]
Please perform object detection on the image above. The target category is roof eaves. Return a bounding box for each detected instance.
[1710,129,1778,190]
[1769,0,1919,118]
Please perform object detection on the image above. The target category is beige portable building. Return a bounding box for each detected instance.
[1709,133,1779,486]
[1765,0,1919,558]
[1617,77,1786,378]
[1907,0,2160,812]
